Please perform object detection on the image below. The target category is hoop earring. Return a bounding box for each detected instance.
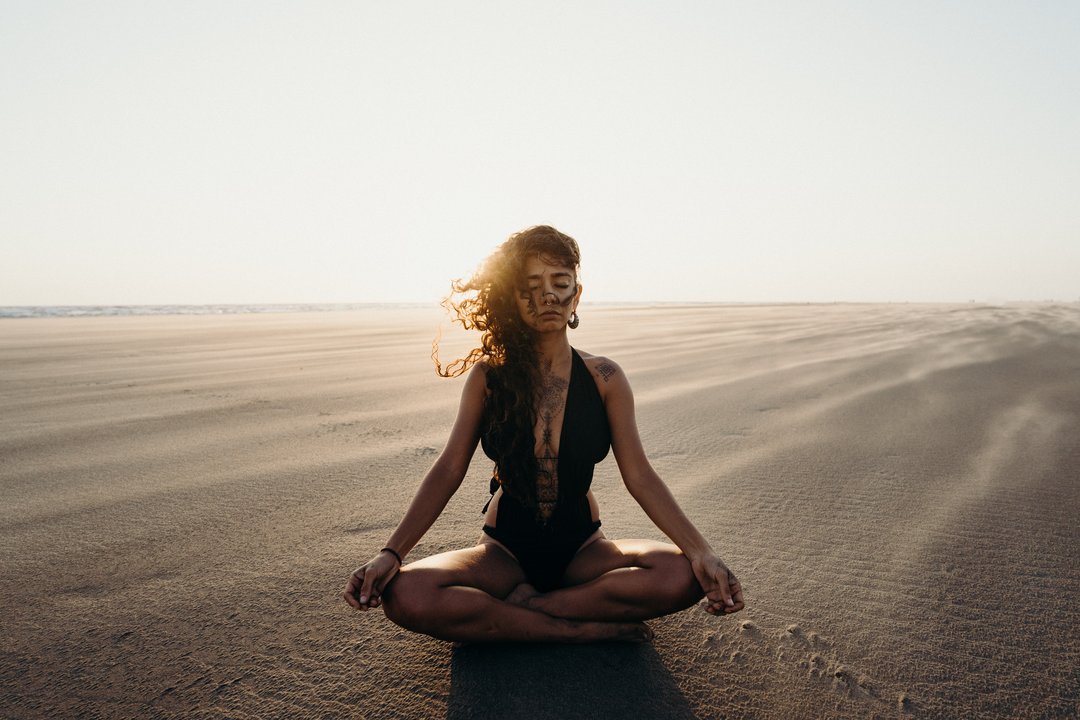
[567,311,580,329]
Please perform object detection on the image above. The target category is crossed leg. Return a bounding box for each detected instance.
[510,538,704,622]
[380,538,702,643]
[379,542,652,644]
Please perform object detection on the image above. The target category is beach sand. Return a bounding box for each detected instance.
[2,303,1078,719]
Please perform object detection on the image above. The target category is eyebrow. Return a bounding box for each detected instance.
[525,272,573,280]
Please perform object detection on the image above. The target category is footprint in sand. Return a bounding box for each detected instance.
[780,624,877,699]
[702,617,914,711]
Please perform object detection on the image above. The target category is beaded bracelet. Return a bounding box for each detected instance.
[380,547,403,566]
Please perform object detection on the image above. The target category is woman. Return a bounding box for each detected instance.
[343,225,744,643]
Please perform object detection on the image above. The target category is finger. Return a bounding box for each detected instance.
[343,589,359,609]
[731,580,745,607]
[717,570,736,608]
[359,569,378,605]
[347,568,363,592]
[703,599,741,616]
[709,582,733,609]
[702,575,744,614]
[702,597,724,614]
[344,570,363,605]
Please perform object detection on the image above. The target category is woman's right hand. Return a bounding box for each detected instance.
[343,551,401,611]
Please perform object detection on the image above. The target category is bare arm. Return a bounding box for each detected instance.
[344,363,487,610]
[382,363,487,557]
[596,357,745,615]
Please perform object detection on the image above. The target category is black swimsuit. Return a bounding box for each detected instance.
[481,349,611,591]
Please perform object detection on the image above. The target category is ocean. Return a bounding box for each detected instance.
[0,303,429,319]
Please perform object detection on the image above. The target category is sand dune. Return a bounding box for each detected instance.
[2,304,1078,718]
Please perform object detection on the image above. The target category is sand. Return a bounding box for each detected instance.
[1,303,1078,719]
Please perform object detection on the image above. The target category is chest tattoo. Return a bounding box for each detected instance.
[535,370,568,522]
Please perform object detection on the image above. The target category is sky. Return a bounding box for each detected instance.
[2,1,1078,305]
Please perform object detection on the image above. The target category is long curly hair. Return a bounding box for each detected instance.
[433,225,581,509]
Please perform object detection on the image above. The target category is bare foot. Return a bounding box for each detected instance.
[504,582,540,608]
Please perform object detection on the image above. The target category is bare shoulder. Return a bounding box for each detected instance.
[463,360,492,399]
[469,358,492,375]
[577,350,625,386]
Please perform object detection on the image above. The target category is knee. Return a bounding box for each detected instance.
[381,569,437,632]
[645,549,702,609]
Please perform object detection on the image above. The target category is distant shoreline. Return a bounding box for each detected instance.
[0,303,430,319]
[2,299,1075,319]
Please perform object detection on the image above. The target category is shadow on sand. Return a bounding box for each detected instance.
[447,641,700,720]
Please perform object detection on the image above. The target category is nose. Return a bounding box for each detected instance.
[541,290,557,304]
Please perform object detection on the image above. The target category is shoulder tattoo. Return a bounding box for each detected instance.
[597,362,617,382]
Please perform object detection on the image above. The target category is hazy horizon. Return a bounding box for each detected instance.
[3,2,1078,306]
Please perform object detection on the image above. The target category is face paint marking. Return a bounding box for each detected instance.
[519,281,577,316]
[516,256,579,330]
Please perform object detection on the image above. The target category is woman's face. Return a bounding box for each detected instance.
[515,254,581,333]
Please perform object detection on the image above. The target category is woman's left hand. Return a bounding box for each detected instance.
[691,554,744,616]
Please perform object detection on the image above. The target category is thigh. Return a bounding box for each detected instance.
[392,542,528,600]
[561,538,686,586]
